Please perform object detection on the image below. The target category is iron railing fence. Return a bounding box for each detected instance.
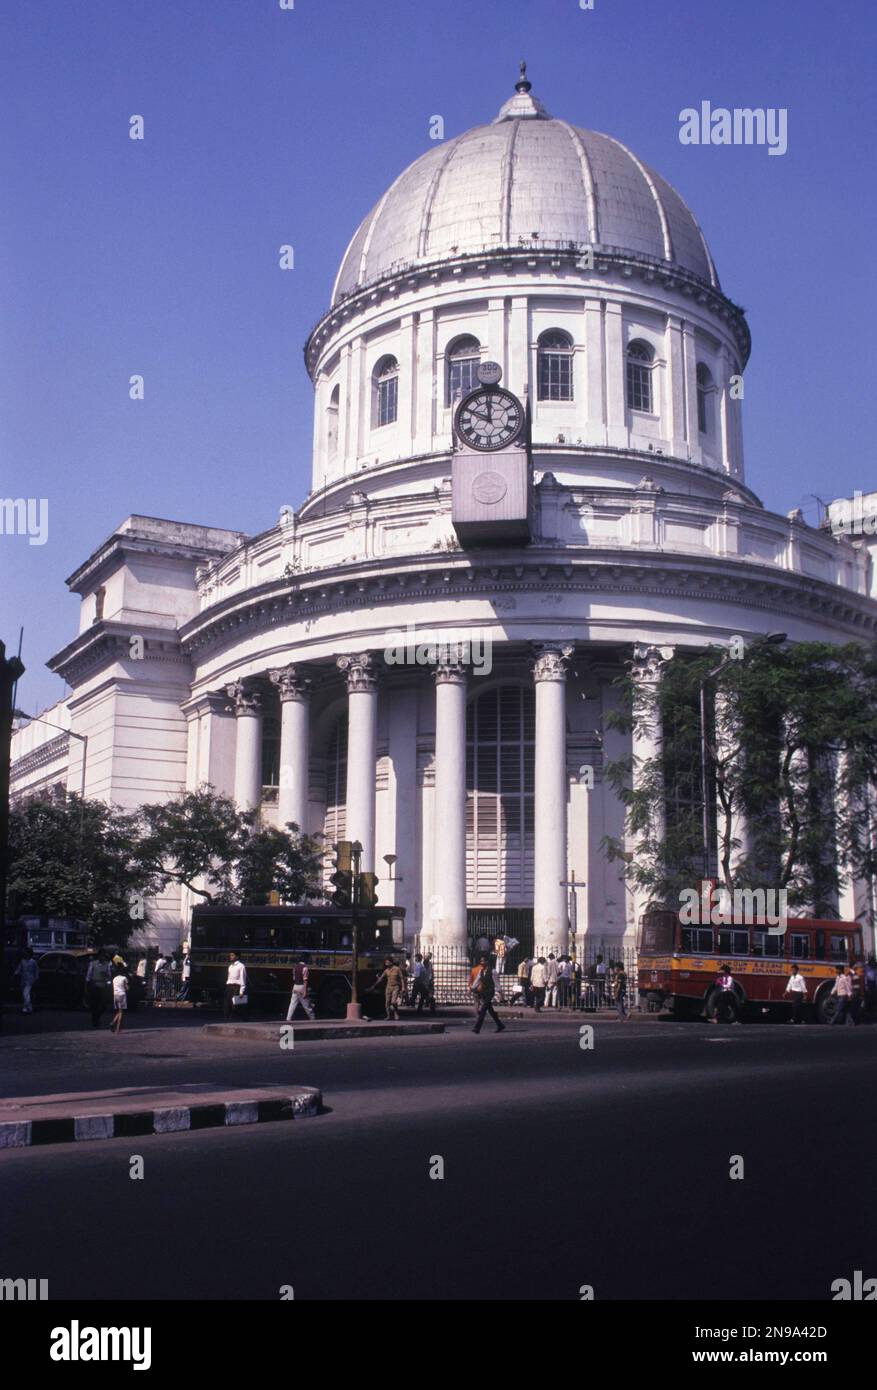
[416,940,639,1009]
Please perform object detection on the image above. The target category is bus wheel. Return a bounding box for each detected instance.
[319,977,350,1018]
[814,987,837,1025]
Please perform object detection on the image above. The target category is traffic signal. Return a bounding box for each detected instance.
[330,840,353,908]
[359,871,379,909]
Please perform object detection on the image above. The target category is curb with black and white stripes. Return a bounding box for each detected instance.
[0,1088,321,1149]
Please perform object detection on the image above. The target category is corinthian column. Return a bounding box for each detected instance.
[337,653,379,872]
[533,643,574,951]
[226,680,264,813]
[269,664,311,832]
[433,650,468,953]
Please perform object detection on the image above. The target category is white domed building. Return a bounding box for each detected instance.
[12,67,877,955]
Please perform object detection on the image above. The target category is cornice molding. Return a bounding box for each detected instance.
[179,550,877,662]
[10,732,70,783]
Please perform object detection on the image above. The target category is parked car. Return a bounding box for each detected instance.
[32,950,145,1011]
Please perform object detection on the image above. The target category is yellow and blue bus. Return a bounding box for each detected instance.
[190,903,406,1016]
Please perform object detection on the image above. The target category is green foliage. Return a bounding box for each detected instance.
[7,787,327,938]
[7,793,160,946]
[602,640,877,918]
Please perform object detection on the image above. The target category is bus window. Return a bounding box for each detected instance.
[753,931,783,958]
[789,933,809,959]
[391,916,404,945]
[829,934,848,961]
[681,927,713,953]
[815,930,825,960]
[717,929,749,956]
[640,913,675,952]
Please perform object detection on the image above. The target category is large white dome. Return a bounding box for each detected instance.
[332,65,719,307]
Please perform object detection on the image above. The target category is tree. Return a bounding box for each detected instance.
[135,788,240,903]
[602,641,877,918]
[134,787,324,906]
[231,818,324,906]
[7,792,160,945]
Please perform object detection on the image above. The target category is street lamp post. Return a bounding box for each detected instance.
[347,839,363,1020]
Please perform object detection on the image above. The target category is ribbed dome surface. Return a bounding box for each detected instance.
[332,70,719,306]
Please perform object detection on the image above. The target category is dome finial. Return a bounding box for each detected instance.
[515,60,532,94]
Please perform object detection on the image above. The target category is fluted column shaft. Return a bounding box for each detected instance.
[226,681,264,813]
[533,645,573,950]
[338,654,378,872]
[270,665,311,832]
[433,656,468,952]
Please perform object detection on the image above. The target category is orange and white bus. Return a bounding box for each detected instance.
[638,907,865,1023]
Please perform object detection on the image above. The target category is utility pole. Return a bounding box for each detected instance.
[347,839,363,1020]
[0,640,26,1034]
[559,869,586,956]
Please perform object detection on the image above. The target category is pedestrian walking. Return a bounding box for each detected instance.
[545,953,560,1008]
[711,965,738,1024]
[224,951,248,1020]
[517,956,531,1007]
[286,958,316,1021]
[85,949,113,1028]
[14,948,39,1014]
[410,953,432,1012]
[784,963,808,1023]
[470,954,506,1034]
[831,965,856,1026]
[593,954,607,1008]
[421,953,436,1012]
[372,958,405,1020]
[530,956,547,1012]
[558,956,573,1009]
[177,950,192,1001]
[614,962,631,1021]
[110,965,129,1034]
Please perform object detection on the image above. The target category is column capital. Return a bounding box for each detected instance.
[532,642,575,683]
[225,680,264,716]
[630,643,675,686]
[269,664,311,703]
[434,645,468,686]
[337,652,379,693]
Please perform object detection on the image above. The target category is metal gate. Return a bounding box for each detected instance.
[467,907,534,958]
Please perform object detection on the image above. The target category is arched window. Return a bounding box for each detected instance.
[373,355,398,428]
[626,339,654,414]
[466,684,535,904]
[446,336,481,405]
[537,329,574,401]
[326,383,340,463]
[696,363,714,435]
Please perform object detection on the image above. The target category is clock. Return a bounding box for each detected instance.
[454,386,523,453]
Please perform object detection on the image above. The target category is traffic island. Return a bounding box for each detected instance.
[0,1083,322,1148]
[202,1019,445,1042]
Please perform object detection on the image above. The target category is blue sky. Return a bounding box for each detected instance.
[2,0,875,712]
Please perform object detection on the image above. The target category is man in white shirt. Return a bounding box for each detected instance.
[224,952,248,1020]
[784,963,808,1024]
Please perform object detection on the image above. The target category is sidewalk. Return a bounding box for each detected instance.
[203,1018,445,1042]
[0,1082,321,1149]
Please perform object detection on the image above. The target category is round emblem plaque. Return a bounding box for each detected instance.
[472,471,508,505]
[476,360,502,385]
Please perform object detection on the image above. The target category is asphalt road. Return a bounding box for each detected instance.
[2,1012,875,1301]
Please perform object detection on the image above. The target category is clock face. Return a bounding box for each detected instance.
[454,387,523,452]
